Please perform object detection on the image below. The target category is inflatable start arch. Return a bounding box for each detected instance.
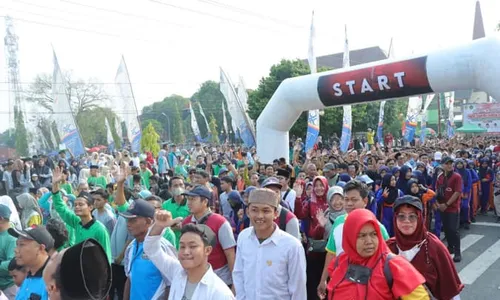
[256,36,500,163]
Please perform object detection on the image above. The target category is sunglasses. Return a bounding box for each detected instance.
[396,213,418,222]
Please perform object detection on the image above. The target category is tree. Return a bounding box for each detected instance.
[208,114,219,144]
[191,81,233,138]
[170,101,185,144]
[14,107,29,156]
[0,129,16,148]
[141,122,161,156]
[141,119,164,138]
[75,107,119,147]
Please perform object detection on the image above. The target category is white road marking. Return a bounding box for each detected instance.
[460,234,484,253]
[472,222,500,228]
[459,239,500,285]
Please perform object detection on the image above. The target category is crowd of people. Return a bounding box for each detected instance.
[0,136,499,299]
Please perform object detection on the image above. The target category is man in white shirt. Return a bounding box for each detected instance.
[233,188,307,300]
[276,169,296,212]
[144,211,234,300]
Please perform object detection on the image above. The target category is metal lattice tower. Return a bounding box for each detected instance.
[4,16,23,129]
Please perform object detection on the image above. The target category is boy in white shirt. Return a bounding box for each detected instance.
[233,188,307,300]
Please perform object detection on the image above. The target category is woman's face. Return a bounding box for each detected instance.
[405,169,412,179]
[305,185,313,197]
[396,206,419,236]
[390,176,396,187]
[410,183,419,194]
[356,223,379,258]
[330,194,344,211]
[313,180,325,197]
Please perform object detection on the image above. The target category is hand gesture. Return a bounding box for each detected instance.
[117,163,129,183]
[316,209,327,228]
[52,166,64,184]
[154,210,183,229]
[382,187,389,197]
[237,208,244,221]
[293,182,304,196]
[306,149,313,160]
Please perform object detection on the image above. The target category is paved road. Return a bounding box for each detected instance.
[453,212,500,299]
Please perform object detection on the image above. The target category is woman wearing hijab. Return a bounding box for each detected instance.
[466,160,480,222]
[455,159,472,229]
[397,165,412,195]
[478,158,494,214]
[327,209,429,300]
[376,174,404,237]
[0,196,22,230]
[294,176,330,300]
[16,193,43,228]
[387,196,463,299]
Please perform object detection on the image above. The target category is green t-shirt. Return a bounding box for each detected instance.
[140,169,152,190]
[60,183,73,195]
[53,192,112,263]
[162,198,190,248]
[0,230,16,290]
[87,176,107,189]
[325,212,389,255]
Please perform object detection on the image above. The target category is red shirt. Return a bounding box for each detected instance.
[436,172,463,213]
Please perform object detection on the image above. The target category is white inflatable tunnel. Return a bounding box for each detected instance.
[256,36,500,163]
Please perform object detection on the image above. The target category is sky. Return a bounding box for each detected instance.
[0,0,499,132]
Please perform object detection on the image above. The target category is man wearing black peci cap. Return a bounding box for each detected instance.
[181,185,236,288]
[8,225,54,300]
[42,238,112,300]
[436,156,463,262]
[120,199,177,300]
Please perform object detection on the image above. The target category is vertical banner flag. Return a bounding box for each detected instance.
[419,94,435,143]
[404,95,423,142]
[376,101,386,144]
[236,77,256,137]
[52,50,85,156]
[197,102,210,135]
[189,102,202,142]
[339,25,352,153]
[221,99,230,136]
[105,117,115,151]
[447,91,455,138]
[376,38,395,144]
[49,125,59,150]
[305,11,320,152]
[114,117,123,144]
[115,56,141,153]
[219,67,256,147]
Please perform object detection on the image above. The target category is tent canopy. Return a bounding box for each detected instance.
[455,123,487,133]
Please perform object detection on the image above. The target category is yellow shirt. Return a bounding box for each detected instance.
[367,131,375,144]
[401,285,431,300]
[27,214,42,227]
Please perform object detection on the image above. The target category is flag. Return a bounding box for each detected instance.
[105,117,115,151]
[404,96,423,142]
[52,50,85,156]
[197,102,210,135]
[114,116,123,145]
[219,67,255,147]
[222,99,230,135]
[419,94,435,143]
[115,55,141,153]
[339,25,352,153]
[447,92,455,138]
[305,11,320,152]
[189,102,202,142]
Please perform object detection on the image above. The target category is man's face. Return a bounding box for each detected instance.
[93,195,107,210]
[126,217,150,238]
[9,269,26,287]
[444,161,454,172]
[220,181,230,192]
[344,189,367,213]
[15,237,43,266]
[90,169,98,177]
[187,196,206,214]
[170,178,185,191]
[74,199,92,217]
[248,203,278,232]
[140,163,146,170]
[420,155,429,164]
[178,233,211,270]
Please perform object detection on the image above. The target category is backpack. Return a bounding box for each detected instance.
[278,207,289,231]
[333,253,436,299]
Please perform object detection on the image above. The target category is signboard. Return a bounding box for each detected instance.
[462,103,500,133]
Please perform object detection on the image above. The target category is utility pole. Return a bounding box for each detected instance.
[437,93,442,137]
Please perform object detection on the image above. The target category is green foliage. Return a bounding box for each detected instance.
[0,129,16,148]
[14,108,29,156]
[208,114,219,144]
[75,107,118,146]
[141,122,161,156]
[141,94,189,143]
[141,119,164,138]
[191,81,232,137]
[109,116,122,150]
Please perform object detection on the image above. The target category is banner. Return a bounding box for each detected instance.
[219,67,256,147]
[419,94,435,143]
[404,96,422,142]
[305,11,320,152]
[236,77,255,137]
[221,99,230,135]
[339,25,352,153]
[114,117,123,145]
[189,102,202,142]
[376,101,386,144]
[52,50,85,156]
[197,102,210,134]
[447,92,455,138]
[462,103,500,133]
[105,117,115,152]
[115,56,141,153]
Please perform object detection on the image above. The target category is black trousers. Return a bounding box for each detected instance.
[110,263,127,300]
[442,212,461,255]
[306,252,326,300]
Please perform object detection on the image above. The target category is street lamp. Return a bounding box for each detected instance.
[161,113,171,142]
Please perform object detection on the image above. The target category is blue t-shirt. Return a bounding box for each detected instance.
[16,263,49,300]
[126,241,165,300]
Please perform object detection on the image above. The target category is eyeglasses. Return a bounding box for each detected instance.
[396,214,418,222]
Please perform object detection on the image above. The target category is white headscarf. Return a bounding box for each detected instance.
[0,195,22,230]
[16,193,42,229]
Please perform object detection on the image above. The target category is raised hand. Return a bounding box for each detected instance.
[293,182,304,196]
[154,210,183,229]
[316,209,327,228]
[52,166,65,184]
[116,162,129,183]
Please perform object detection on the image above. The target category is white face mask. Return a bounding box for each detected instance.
[397,240,426,262]
[171,187,185,197]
